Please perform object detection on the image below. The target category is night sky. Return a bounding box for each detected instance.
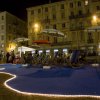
[0,0,62,21]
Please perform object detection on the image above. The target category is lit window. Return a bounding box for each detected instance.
[85,0,88,5]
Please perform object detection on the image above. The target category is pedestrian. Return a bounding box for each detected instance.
[6,52,10,63]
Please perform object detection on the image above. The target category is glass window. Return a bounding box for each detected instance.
[1,16,4,20]
[45,7,48,12]
[31,10,34,15]
[38,8,41,13]
[78,1,81,6]
[70,2,73,8]
[1,35,4,40]
[61,12,65,19]
[96,6,100,10]
[61,4,64,9]
[62,23,66,28]
[78,10,83,15]
[1,25,4,30]
[53,24,57,29]
[52,14,56,20]
[70,11,74,16]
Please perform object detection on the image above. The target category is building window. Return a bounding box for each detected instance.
[47,36,50,41]
[70,2,73,8]
[87,33,93,43]
[31,10,34,15]
[70,11,74,16]
[1,35,4,40]
[52,6,56,12]
[52,14,56,20]
[78,1,81,7]
[1,25,4,30]
[45,7,48,12]
[1,16,4,20]
[45,26,49,29]
[96,6,100,10]
[61,12,65,19]
[61,4,64,9]
[54,37,57,43]
[9,36,11,40]
[85,0,88,5]
[38,8,41,13]
[78,10,83,15]
[62,23,66,28]
[53,24,57,29]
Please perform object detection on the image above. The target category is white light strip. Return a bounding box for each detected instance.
[0,68,5,70]
[0,72,100,98]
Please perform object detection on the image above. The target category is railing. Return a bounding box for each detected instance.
[69,26,85,31]
[51,41,72,46]
[69,13,91,20]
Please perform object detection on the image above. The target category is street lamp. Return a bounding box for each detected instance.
[32,23,40,41]
[92,15,98,26]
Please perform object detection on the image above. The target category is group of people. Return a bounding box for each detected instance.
[6,51,15,63]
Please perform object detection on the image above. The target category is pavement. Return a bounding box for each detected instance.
[0,63,100,96]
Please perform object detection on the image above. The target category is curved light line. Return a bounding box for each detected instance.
[0,72,100,98]
[0,68,5,70]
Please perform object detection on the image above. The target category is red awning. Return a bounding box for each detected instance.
[33,40,50,44]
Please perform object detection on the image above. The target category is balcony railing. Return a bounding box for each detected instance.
[51,41,72,46]
[69,13,91,20]
[69,26,85,31]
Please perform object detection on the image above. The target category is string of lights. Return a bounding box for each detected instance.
[0,71,100,99]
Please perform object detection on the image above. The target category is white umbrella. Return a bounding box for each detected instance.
[13,37,29,42]
[18,46,35,57]
[18,46,35,52]
[85,26,100,32]
[13,38,29,57]
[41,29,64,37]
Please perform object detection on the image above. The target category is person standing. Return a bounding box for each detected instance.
[6,52,10,63]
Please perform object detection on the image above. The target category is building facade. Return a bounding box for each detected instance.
[68,0,100,51]
[27,0,100,52]
[0,11,27,54]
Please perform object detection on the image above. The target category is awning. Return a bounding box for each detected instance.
[33,40,50,44]
[18,46,35,52]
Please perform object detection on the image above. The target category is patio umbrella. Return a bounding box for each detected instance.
[40,29,64,37]
[85,26,100,32]
[13,37,29,42]
[13,37,29,57]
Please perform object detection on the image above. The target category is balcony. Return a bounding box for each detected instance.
[51,41,72,46]
[69,26,85,31]
[87,39,94,44]
[69,13,91,20]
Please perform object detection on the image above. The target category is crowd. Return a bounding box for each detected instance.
[0,49,98,65]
